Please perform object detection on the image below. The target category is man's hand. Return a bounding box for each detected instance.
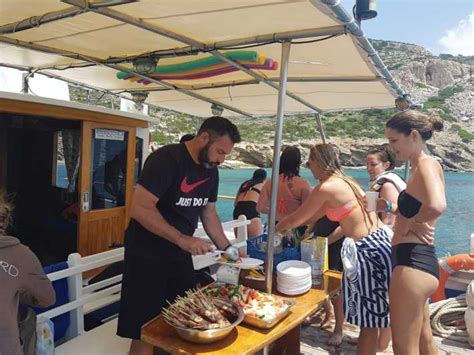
[178,236,214,255]
[224,246,240,261]
[406,220,435,245]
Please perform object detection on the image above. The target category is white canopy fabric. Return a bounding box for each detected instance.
[0,0,403,117]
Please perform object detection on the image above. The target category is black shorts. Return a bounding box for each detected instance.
[116,252,196,340]
[391,243,439,279]
[328,237,345,272]
[233,201,260,220]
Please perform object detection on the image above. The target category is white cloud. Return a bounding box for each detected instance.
[439,12,474,55]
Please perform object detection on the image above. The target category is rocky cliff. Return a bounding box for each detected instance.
[225,129,474,172]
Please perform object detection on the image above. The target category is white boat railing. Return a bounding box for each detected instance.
[39,216,251,342]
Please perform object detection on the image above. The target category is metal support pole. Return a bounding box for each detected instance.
[265,41,291,294]
[403,160,410,180]
[21,72,30,94]
[315,113,327,143]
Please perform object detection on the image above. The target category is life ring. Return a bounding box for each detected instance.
[432,254,474,302]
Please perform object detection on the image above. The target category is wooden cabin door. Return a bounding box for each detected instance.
[78,122,136,257]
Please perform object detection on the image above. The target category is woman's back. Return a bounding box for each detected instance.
[235,181,263,203]
[0,236,55,355]
[257,174,311,221]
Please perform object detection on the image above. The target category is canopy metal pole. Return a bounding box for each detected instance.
[265,41,291,294]
[21,72,30,94]
[315,113,327,143]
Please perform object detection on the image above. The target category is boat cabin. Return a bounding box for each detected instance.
[0,92,151,264]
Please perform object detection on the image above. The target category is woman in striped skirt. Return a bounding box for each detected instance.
[277,144,392,355]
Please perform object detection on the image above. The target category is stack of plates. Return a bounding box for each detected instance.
[276,260,312,295]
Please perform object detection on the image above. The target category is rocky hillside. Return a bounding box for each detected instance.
[69,39,474,171]
[371,39,474,120]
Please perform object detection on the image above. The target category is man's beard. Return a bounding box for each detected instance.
[198,143,219,169]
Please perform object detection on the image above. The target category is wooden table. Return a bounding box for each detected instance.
[141,271,342,355]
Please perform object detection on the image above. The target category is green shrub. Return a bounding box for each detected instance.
[451,124,474,143]
[438,86,464,99]
[440,112,456,122]
[415,82,429,89]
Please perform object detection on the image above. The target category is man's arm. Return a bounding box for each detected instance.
[131,185,213,255]
[200,202,231,250]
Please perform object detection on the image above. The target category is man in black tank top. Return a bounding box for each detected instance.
[117,117,241,354]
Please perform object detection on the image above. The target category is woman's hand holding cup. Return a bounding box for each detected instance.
[365,191,379,212]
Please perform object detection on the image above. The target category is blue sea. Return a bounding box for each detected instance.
[216,168,474,257]
[56,164,473,256]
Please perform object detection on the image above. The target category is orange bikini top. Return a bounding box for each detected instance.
[325,200,357,222]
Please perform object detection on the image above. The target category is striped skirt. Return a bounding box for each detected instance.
[341,226,392,328]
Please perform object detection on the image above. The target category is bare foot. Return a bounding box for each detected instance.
[319,312,331,329]
[327,332,344,346]
[319,299,332,329]
[302,315,313,326]
[346,335,358,345]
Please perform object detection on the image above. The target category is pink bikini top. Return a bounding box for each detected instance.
[325,200,357,222]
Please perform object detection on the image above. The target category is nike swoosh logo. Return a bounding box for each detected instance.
[180,177,210,193]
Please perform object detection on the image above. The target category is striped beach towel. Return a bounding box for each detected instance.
[341,226,393,328]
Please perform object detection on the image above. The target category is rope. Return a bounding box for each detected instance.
[429,294,469,343]
[217,194,236,200]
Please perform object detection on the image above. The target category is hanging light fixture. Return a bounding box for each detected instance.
[132,57,157,75]
[131,91,149,111]
[355,0,377,21]
[211,103,224,116]
[395,94,411,111]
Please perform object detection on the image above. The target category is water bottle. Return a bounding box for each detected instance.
[310,261,322,286]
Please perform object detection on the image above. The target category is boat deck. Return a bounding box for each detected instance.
[299,308,470,354]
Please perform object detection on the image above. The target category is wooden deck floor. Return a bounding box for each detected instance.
[299,308,471,355]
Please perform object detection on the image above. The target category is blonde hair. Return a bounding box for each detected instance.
[386,110,443,141]
[309,144,375,230]
[0,190,13,235]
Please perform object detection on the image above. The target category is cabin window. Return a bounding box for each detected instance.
[135,137,143,184]
[90,129,128,210]
[52,132,68,189]
[52,130,80,191]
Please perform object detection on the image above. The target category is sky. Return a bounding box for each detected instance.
[340,0,474,55]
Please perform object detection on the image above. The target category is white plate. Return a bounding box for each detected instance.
[218,257,264,269]
[277,283,312,296]
[277,277,312,288]
[276,260,311,277]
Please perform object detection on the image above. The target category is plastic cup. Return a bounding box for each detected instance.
[366,191,379,212]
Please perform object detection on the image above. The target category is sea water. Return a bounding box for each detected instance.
[217,168,474,257]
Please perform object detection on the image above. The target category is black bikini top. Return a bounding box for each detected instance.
[397,190,422,218]
[249,187,261,194]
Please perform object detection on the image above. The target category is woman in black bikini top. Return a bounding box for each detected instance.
[377,110,446,355]
[233,169,266,238]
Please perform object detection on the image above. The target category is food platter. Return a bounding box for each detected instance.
[204,284,295,329]
[161,289,244,344]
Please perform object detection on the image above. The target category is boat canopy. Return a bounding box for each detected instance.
[0,0,404,118]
